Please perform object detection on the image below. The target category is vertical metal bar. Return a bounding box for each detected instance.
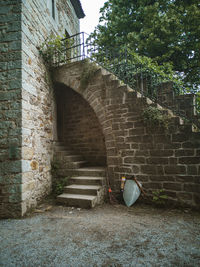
[82,32,85,59]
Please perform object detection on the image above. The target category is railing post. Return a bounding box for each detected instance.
[82,32,85,59]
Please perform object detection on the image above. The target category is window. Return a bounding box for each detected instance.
[52,0,55,19]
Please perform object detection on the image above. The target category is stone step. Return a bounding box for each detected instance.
[54,146,72,152]
[73,167,106,176]
[64,184,101,195]
[57,193,97,208]
[62,155,83,162]
[58,167,106,178]
[70,176,105,186]
[54,150,72,156]
[62,161,87,169]
[53,142,66,147]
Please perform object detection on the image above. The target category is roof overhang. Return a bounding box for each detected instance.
[70,0,85,19]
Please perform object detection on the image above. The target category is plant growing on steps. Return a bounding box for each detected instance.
[142,106,170,130]
[51,160,69,196]
[80,60,100,90]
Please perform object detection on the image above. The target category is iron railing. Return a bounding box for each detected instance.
[49,32,199,126]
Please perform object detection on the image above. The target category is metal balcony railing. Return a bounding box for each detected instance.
[48,32,199,126]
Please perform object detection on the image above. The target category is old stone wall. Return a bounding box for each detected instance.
[53,61,200,209]
[0,0,80,218]
[0,0,22,218]
[55,84,106,165]
[21,0,80,215]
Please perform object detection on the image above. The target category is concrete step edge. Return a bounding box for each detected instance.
[71,176,105,180]
[57,193,97,200]
[65,184,101,190]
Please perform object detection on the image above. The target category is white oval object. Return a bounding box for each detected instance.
[123,180,141,207]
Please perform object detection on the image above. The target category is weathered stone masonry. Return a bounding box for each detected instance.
[0,0,22,218]
[0,0,82,218]
[1,1,199,217]
[53,61,200,209]
[55,84,106,166]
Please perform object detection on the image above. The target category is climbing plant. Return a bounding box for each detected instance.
[51,160,69,196]
[39,33,74,65]
[80,59,100,89]
[142,106,170,130]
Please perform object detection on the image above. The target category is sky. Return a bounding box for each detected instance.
[80,0,106,35]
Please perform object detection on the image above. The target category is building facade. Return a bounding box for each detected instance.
[0,0,84,218]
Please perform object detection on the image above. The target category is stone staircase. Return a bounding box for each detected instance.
[53,142,106,208]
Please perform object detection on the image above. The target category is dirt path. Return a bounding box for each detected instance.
[0,202,200,267]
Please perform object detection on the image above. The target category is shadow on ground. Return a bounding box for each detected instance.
[0,201,200,267]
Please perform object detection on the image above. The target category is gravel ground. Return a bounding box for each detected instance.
[0,201,200,267]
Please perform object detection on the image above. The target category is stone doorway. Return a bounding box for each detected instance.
[55,83,107,166]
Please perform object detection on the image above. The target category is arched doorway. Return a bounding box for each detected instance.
[55,83,106,166]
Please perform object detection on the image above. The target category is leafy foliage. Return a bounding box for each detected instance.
[39,34,74,65]
[90,0,200,92]
[80,60,99,89]
[51,160,68,196]
[152,189,168,206]
[142,106,169,129]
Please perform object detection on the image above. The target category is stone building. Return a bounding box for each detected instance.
[0,0,85,218]
[0,0,200,218]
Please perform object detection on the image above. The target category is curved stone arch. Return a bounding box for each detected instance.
[52,61,122,188]
[53,61,108,136]
[53,61,111,168]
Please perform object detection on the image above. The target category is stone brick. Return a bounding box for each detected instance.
[193,193,200,206]
[0,160,21,175]
[129,128,145,135]
[131,144,139,149]
[175,175,194,183]
[163,182,182,191]
[172,133,188,142]
[182,141,199,149]
[150,150,174,157]
[135,150,149,157]
[154,134,171,143]
[184,184,200,193]
[149,175,175,182]
[143,182,163,190]
[107,148,117,157]
[177,192,193,201]
[141,165,157,175]
[142,135,153,143]
[175,149,194,157]
[169,158,178,165]
[164,165,186,175]
[178,157,200,165]
[121,122,134,129]
[121,150,134,157]
[107,157,120,165]
[156,166,165,175]
[164,142,182,149]
[22,147,34,160]
[139,143,154,150]
[131,165,140,174]
[135,175,149,182]
[187,166,197,175]
[126,135,142,143]
[147,157,169,165]
[124,157,145,164]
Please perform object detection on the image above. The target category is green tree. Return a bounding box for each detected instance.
[90,0,200,92]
